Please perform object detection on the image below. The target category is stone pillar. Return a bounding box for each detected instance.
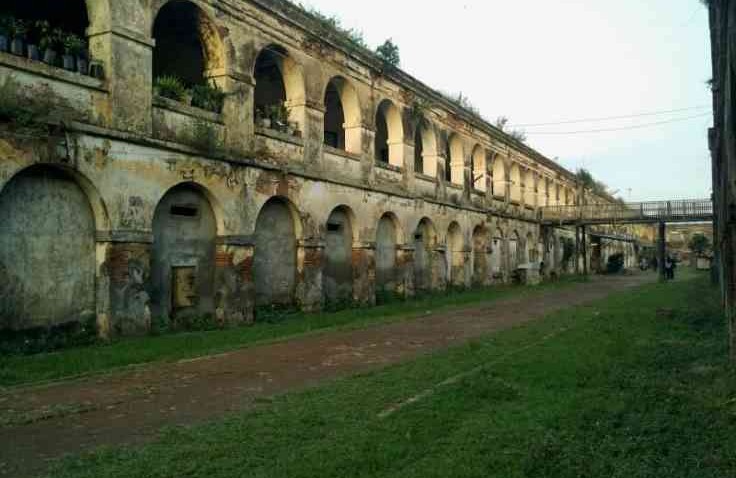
[397,246,416,299]
[96,231,153,338]
[214,237,255,326]
[352,242,376,306]
[87,27,154,134]
[297,239,325,312]
[344,123,364,156]
[208,70,255,154]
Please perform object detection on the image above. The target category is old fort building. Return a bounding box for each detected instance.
[0,0,639,337]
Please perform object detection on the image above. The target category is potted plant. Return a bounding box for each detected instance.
[255,106,270,129]
[269,102,290,132]
[62,34,85,71]
[9,18,27,56]
[191,82,225,113]
[0,16,12,53]
[39,25,62,66]
[88,59,104,79]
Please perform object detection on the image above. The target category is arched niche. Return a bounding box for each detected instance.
[253,196,302,308]
[413,217,437,292]
[376,212,401,296]
[151,183,217,326]
[152,0,224,87]
[323,205,355,305]
[472,225,488,285]
[323,76,361,154]
[0,165,97,331]
[374,100,404,168]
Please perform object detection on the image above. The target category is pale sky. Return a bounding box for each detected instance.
[300,0,713,201]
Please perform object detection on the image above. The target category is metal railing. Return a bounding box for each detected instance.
[540,199,713,225]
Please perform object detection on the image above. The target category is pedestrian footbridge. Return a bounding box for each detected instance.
[540,199,713,226]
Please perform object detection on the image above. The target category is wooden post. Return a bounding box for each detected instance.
[658,221,666,282]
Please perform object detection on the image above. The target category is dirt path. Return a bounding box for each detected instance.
[0,273,655,477]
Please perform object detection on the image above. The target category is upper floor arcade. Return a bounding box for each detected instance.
[0,0,610,215]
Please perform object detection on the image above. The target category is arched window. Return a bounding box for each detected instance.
[525,170,536,207]
[374,100,404,168]
[414,126,424,174]
[471,145,485,191]
[323,77,361,153]
[413,119,438,177]
[448,134,464,186]
[153,1,223,88]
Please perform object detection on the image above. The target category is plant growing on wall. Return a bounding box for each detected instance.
[154,75,188,102]
[268,101,291,132]
[191,82,225,114]
[376,39,400,67]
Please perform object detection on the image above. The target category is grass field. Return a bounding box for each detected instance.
[0,278,585,388]
[46,273,736,478]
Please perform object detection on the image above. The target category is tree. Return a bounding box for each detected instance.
[495,116,527,143]
[688,233,711,257]
[376,39,400,67]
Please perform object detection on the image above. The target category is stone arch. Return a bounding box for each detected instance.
[254,196,302,308]
[374,99,404,168]
[472,224,489,286]
[448,134,465,186]
[323,205,356,304]
[151,182,217,325]
[376,212,402,295]
[323,76,361,154]
[492,156,506,199]
[0,165,97,331]
[447,221,465,287]
[524,169,536,207]
[414,217,438,292]
[152,0,225,87]
[471,145,486,191]
[254,44,307,130]
[509,163,522,203]
[414,119,438,177]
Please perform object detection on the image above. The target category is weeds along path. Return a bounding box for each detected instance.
[0,273,655,477]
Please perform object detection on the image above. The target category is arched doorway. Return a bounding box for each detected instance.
[152,183,217,326]
[323,206,354,305]
[254,197,299,307]
[0,166,96,331]
[376,213,399,296]
[509,231,520,269]
[374,100,404,168]
[414,218,437,292]
[323,77,361,154]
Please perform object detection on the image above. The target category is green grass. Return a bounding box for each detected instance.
[47,273,736,478]
[0,278,585,388]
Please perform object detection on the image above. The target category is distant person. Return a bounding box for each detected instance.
[664,256,674,281]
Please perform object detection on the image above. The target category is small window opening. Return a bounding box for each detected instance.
[171,205,199,217]
[327,223,342,232]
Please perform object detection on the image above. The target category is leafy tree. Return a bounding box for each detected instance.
[376,39,400,66]
[688,233,711,256]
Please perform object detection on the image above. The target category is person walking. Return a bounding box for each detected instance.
[664,256,674,281]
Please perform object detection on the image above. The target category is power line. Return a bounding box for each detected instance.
[509,105,711,128]
[524,112,711,135]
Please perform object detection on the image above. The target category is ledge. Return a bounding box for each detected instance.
[323,144,361,162]
[446,183,465,191]
[96,230,153,244]
[153,95,224,124]
[415,173,437,183]
[0,51,107,93]
[255,126,305,147]
[375,161,403,173]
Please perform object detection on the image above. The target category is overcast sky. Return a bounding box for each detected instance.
[300,0,712,201]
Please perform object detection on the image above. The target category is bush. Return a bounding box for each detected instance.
[191,82,225,113]
[155,75,188,102]
[606,253,625,274]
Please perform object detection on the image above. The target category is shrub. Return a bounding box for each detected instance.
[191,82,225,113]
[63,33,86,56]
[155,75,188,102]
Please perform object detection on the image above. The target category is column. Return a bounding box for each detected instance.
[214,237,255,326]
[297,239,325,312]
[397,246,416,299]
[208,70,255,155]
[352,242,376,306]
